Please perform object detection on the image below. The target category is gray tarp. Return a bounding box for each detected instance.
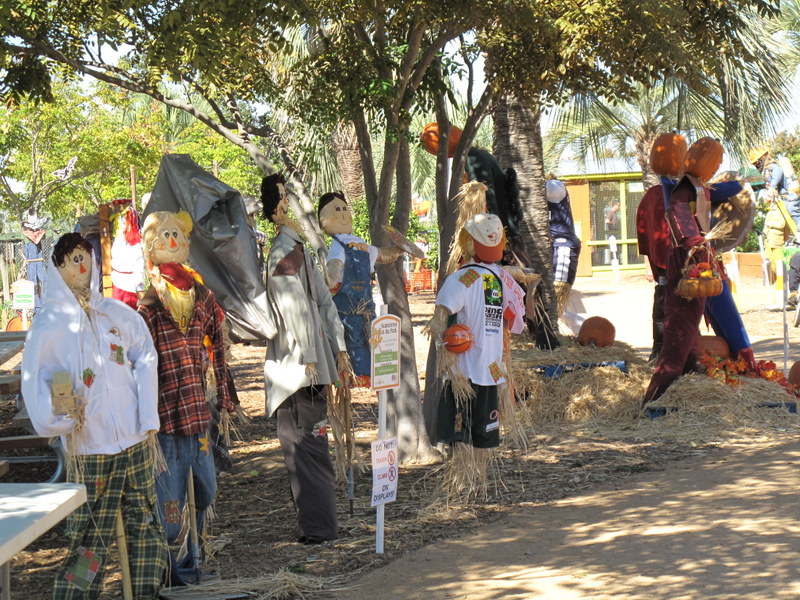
[144,154,275,342]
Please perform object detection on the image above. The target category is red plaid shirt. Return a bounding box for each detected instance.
[138,283,232,435]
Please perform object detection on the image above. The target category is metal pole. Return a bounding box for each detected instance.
[376,303,387,555]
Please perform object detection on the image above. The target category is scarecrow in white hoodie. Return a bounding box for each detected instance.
[23,232,167,600]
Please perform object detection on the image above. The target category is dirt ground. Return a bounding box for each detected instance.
[3,272,800,599]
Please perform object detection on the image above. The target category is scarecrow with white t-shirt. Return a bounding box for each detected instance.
[429,213,526,451]
[318,191,404,386]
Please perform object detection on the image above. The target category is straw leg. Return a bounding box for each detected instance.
[114,509,133,600]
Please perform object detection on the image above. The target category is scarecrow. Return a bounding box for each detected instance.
[640,133,756,369]
[261,174,349,544]
[643,137,730,404]
[138,210,234,585]
[317,191,404,386]
[427,211,526,493]
[23,232,167,599]
[21,210,48,312]
[109,198,146,309]
[545,179,581,318]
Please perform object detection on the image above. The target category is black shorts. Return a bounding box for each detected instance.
[437,381,500,448]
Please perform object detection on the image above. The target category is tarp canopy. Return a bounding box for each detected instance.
[144,154,275,343]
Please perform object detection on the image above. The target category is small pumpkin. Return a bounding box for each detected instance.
[5,315,22,332]
[649,132,687,178]
[420,122,463,158]
[442,323,473,353]
[788,361,800,387]
[693,335,731,359]
[677,276,723,299]
[684,137,724,182]
[577,316,615,347]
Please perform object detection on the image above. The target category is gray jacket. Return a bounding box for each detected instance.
[264,227,345,416]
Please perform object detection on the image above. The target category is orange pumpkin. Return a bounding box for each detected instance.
[649,132,687,178]
[684,137,724,181]
[677,276,723,299]
[5,315,22,332]
[442,323,473,353]
[577,316,615,347]
[693,335,730,359]
[420,122,463,158]
[788,361,800,387]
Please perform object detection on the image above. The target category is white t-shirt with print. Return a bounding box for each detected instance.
[436,262,522,386]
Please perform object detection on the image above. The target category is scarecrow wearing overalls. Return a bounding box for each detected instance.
[23,232,167,599]
[317,191,404,386]
[137,210,233,585]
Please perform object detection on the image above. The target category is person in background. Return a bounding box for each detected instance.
[750,148,800,229]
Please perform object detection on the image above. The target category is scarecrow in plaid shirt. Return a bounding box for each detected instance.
[23,232,167,599]
[138,210,234,585]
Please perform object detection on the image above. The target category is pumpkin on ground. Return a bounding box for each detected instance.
[442,323,473,353]
[420,122,463,158]
[577,316,616,347]
[684,137,724,182]
[694,335,731,358]
[650,132,687,178]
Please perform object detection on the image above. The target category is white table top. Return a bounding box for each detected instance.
[0,483,87,564]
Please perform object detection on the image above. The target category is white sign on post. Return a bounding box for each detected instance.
[370,314,401,391]
[371,438,398,507]
[11,279,35,310]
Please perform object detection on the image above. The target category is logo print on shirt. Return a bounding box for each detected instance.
[483,274,503,330]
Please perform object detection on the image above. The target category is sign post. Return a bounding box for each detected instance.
[370,310,401,554]
[11,279,35,330]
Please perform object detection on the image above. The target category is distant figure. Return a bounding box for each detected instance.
[750,147,800,228]
[604,200,621,239]
[546,179,581,317]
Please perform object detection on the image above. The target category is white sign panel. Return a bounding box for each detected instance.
[11,279,35,310]
[371,437,398,507]
[370,314,401,391]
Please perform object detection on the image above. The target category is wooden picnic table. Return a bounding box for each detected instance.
[0,332,24,371]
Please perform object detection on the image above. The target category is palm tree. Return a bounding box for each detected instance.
[544,2,800,180]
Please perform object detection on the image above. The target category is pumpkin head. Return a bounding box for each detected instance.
[577,316,615,347]
[684,137,724,182]
[693,335,730,358]
[788,361,800,387]
[442,323,473,353]
[649,132,687,178]
[420,122,463,158]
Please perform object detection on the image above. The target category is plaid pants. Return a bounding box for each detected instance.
[54,440,167,600]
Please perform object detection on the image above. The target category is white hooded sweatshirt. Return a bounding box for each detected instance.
[22,249,160,455]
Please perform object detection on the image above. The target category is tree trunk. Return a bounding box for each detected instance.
[332,121,364,200]
[353,109,437,464]
[493,94,557,322]
[635,130,661,190]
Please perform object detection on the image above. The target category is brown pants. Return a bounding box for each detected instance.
[276,385,338,541]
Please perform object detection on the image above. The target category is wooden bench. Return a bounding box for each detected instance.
[0,374,20,396]
[0,435,66,483]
